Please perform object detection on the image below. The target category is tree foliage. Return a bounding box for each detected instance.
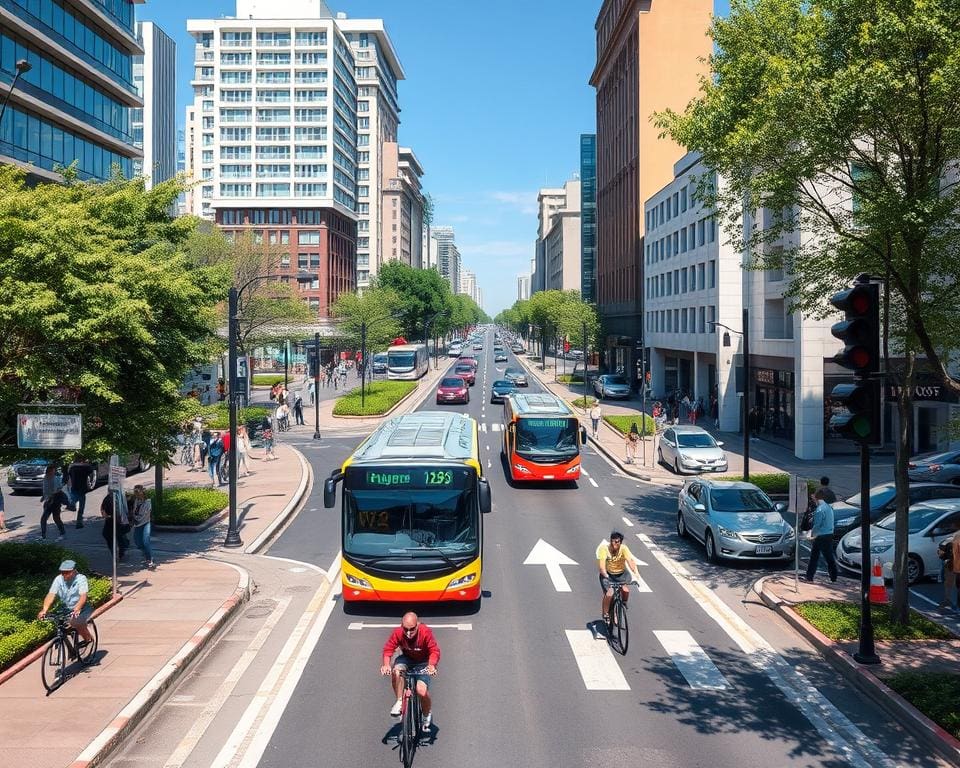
[330,286,402,352]
[496,291,599,348]
[0,168,224,464]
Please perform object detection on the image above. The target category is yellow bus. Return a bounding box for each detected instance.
[323,411,491,605]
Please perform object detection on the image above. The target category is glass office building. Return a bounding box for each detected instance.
[580,133,596,304]
[0,0,144,181]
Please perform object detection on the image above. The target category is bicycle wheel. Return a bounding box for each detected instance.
[218,456,229,484]
[399,692,414,767]
[614,598,629,655]
[41,639,65,693]
[76,619,98,666]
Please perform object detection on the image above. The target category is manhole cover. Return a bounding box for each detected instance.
[244,599,278,618]
[285,584,314,593]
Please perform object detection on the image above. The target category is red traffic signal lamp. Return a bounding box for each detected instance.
[830,283,880,375]
[829,380,881,444]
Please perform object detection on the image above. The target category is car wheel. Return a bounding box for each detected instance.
[677,511,689,539]
[907,554,924,585]
[705,530,720,564]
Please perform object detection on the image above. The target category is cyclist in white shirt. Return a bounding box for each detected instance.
[37,560,95,645]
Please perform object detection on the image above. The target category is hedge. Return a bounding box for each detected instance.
[886,671,960,739]
[0,542,111,671]
[712,473,818,495]
[557,374,585,384]
[148,486,228,527]
[569,396,598,409]
[193,403,273,430]
[794,601,954,642]
[333,381,417,416]
[604,414,657,435]
[253,374,285,387]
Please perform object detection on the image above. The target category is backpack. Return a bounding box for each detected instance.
[208,438,224,458]
[799,499,815,532]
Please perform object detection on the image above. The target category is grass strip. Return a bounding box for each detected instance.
[252,374,286,387]
[885,670,960,739]
[794,600,955,641]
[603,414,657,434]
[333,381,417,416]
[148,486,229,526]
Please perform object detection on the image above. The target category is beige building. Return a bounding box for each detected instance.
[543,179,582,294]
[381,143,425,269]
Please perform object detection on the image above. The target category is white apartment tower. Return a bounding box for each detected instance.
[382,143,425,269]
[133,22,177,189]
[431,226,461,294]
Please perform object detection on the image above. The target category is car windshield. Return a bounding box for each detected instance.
[605,376,628,386]
[876,507,950,534]
[440,378,464,387]
[709,488,775,512]
[515,417,579,462]
[454,365,472,374]
[843,487,895,510]
[493,380,514,389]
[506,368,521,376]
[677,433,717,448]
[373,354,388,363]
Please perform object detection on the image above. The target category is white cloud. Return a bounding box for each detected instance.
[489,190,538,216]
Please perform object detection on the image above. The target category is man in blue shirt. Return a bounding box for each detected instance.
[37,560,95,645]
[802,489,838,583]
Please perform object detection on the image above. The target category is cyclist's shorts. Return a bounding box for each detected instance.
[393,656,431,689]
[66,606,93,628]
[599,571,632,592]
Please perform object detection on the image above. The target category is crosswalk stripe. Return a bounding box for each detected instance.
[565,630,630,690]
[654,630,730,690]
[491,423,502,432]
[480,423,487,433]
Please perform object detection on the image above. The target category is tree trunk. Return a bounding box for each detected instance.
[890,351,915,625]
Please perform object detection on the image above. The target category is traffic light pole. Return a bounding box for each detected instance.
[854,440,880,664]
[742,306,751,482]
[313,331,321,441]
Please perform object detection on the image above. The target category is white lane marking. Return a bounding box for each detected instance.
[487,460,492,468]
[491,423,502,432]
[603,496,614,506]
[348,622,472,630]
[219,555,342,768]
[163,595,294,768]
[637,534,894,768]
[654,630,730,690]
[565,630,630,690]
[481,423,487,433]
[486,445,490,451]
[580,468,590,477]
[524,538,578,592]
[589,478,599,488]
[631,573,652,592]
[621,517,634,527]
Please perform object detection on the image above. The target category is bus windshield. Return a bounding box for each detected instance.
[515,417,579,462]
[388,351,416,368]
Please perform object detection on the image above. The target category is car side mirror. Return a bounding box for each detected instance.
[323,475,340,509]
[716,441,724,447]
[774,502,786,513]
[478,477,492,513]
[693,503,706,513]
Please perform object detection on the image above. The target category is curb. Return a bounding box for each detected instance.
[0,593,125,686]
[757,577,960,767]
[244,445,312,554]
[154,506,228,533]
[68,564,253,768]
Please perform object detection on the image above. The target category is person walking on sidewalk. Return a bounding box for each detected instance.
[100,492,128,560]
[293,392,305,425]
[801,489,837,583]
[263,425,277,461]
[237,425,252,477]
[589,403,602,439]
[130,484,154,569]
[207,431,225,487]
[625,423,640,464]
[66,456,95,529]
[40,465,70,541]
[816,476,837,504]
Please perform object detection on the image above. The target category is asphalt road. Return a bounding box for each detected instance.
[252,329,940,768]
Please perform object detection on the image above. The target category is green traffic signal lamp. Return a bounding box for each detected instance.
[830,283,880,376]
[829,380,881,444]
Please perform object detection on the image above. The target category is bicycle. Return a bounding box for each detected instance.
[178,438,195,467]
[604,577,634,656]
[217,451,230,485]
[397,665,429,768]
[40,609,99,693]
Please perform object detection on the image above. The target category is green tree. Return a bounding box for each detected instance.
[330,286,402,352]
[0,168,223,465]
[375,261,450,340]
[656,0,960,622]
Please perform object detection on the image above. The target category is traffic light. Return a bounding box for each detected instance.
[308,348,319,378]
[828,380,881,444]
[830,283,880,375]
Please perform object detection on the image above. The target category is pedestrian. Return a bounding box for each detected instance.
[263,425,276,461]
[817,476,837,505]
[294,393,305,425]
[801,489,837,583]
[40,465,69,541]
[280,386,289,406]
[130,484,154,569]
[0,485,7,533]
[589,402,602,439]
[100,492,127,560]
[66,455,95,529]
[337,360,347,388]
[207,430,225,487]
[276,402,289,431]
[937,532,958,610]
[625,423,640,464]
[190,418,203,470]
[237,425,252,477]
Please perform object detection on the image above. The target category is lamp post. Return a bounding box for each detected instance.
[582,320,589,406]
[711,307,752,481]
[283,339,289,392]
[424,309,449,371]
[313,331,322,440]
[0,59,31,134]
[359,311,401,412]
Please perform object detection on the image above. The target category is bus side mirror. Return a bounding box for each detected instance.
[478,477,492,514]
[580,427,588,443]
[323,477,337,509]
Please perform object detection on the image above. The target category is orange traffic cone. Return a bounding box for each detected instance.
[868,556,888,605]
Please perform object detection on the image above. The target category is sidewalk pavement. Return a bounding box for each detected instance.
[759,572,960,765]
[0,443,311,768]
[516,357,891,497]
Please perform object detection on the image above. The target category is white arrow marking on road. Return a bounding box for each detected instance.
[621,517,634,527]
[565,630,630,690]
[603,496,614,506]
[524,538,578,592]
[589,478,599,488]
[654,630,730,690]
[481,423,487,433]
[347,622,472,631]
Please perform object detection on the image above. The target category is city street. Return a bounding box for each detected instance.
[102,329,946,768]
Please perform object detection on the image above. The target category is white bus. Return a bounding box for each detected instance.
[387,343,429,380]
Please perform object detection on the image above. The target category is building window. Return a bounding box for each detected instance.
[709,260,716,289]
[680,187,687,212]
[299,231,321,245]
[698,263,705,291]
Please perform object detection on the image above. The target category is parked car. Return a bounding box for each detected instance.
[7,454,147,494]
[908,451,960,485]
[658,425,727,474]
[510,344,525,355]
[490,379,518,403]
[448,344,463,358]
[836,499,960,584]
[371,353,389,374]
[436,377,470,405]
[677,479,794,563]
[473,342,483,351]
[495,352,508,363]
[831,482,960,539]
[593,374,631,399]
[504,367,528,387]
[453,363,476,386]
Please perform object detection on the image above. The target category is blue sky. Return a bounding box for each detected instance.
[142,0,729,316]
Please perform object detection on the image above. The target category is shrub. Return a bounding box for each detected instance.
[148,486,228,526]
[0,542,92,577]
[794,601,954,641]
[569,396,598,409]
[714,473,817,495]
[603,414,657,435]
[557,374,585,384]
[333,381,417,416]
[253,374,285,387]
[886,671,960,739]
[193,403,273,430]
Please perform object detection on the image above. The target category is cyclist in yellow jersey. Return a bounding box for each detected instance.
[597,531,639,622]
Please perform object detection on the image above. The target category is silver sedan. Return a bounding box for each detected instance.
[658,425,727,475]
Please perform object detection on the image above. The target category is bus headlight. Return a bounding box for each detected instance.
[345,573,373,590]
[513,464,531,474]
[565,465,581,474]
[447,573,477,589]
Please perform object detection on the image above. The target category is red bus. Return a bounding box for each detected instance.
[501,393,587,482]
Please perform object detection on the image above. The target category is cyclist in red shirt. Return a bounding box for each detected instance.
[380,612,440,731]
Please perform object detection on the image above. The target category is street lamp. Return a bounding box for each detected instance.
[424,309,450,370]
[711,306,752,481]
[0,59,31,134]
[359,311,402,412]
[225,270,315,548]
[313,331,322,440]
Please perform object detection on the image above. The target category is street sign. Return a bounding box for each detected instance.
[17,413,82,450]
[108,455,126,491]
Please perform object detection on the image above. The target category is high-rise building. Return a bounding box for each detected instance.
[0,0,145,181]
[580,133,597,303]
[590,0,712,385]
[459,268,480,306]
[185,0,358,316]
[381,142,424,269]
[133,21,176,189]
[517,273,530,301]
[338,17,404,289]
[431,226,460,294]
[540,178,582,293]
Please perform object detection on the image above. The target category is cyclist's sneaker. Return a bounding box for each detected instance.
[421,712,432,731]
[390,699,402,717]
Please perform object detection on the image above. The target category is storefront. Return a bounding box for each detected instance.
[751,367,795,443]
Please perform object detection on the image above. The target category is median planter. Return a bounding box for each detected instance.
[332,381,418,417]
[149,487,229,531]
[603,414,656,435]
